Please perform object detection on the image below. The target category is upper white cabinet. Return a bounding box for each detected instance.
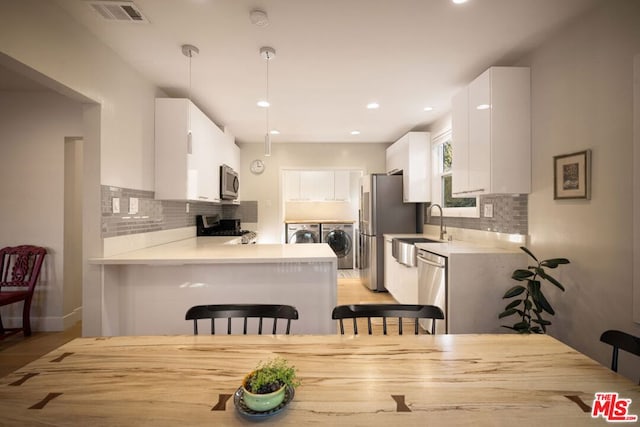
[385,131,431,202]
[333,170,351,201]
[452,67,531,196]
[155,98,239,202]
[283,170,350,201]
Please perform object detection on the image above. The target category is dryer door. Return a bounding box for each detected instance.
[325,229,352,257]
[290,229,319,244]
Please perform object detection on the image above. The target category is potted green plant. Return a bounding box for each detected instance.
[499,246,570,334]
[241,357,300,412]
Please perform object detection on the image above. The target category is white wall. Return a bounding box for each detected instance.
[523,1,640,381]
[0,0,160,191]
[0,91,83,330]
[239,142,388,243]
[64,137,83,325]
[0,1,163,335]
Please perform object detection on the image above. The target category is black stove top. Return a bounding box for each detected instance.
[196,215,256,243]
[207,229,252,237]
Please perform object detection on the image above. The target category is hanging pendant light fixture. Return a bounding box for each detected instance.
[260,46,276,156]
[182,44,199,153]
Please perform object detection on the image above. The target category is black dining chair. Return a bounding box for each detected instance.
[185,304,299,335]
[332,304,445,335]
[0,245,47,339]
[600,330,640,377]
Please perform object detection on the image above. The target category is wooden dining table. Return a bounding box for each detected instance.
[1,334,638,426]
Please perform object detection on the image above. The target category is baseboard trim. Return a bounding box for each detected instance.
[0,306,82,332]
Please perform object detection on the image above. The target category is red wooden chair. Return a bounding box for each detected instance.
[0,245,47,339]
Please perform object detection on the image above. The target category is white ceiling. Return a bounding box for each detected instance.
[50,0,600,144]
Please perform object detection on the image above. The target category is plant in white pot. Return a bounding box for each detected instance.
[499,247,570,334]
[241,357,300,412]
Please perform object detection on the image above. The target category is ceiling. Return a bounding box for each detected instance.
[49,0,600,144]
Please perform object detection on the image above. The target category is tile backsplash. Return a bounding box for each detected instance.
[101,186,257,238]
[102,186,525,238]
[425,194,528,235]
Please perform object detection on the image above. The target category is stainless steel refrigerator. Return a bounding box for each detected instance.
[358,174,417,291]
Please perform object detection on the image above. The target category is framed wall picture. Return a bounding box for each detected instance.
[553,149,592,200]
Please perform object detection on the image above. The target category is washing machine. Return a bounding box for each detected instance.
[286,223,321,243]
[321,223,354,269]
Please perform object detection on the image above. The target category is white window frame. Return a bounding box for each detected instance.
[431,130,480,218]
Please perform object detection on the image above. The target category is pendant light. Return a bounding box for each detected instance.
[182,44,199,154]
[260,46,275,156]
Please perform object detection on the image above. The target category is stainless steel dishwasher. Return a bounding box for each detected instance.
[417,248,447,334]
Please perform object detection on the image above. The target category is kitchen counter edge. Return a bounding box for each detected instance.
[89,238,337,265]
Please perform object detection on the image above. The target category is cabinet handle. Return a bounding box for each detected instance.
[187,131,193,154]
[453,188,485,195]
[198,196,209,200]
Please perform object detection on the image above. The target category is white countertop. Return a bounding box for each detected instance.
[90,238,337,265]
[415,241,522,257]
[384,233,522,257]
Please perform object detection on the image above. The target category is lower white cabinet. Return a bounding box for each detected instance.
[384,238,418,304]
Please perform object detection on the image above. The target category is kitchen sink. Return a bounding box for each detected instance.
[392,237,445,267]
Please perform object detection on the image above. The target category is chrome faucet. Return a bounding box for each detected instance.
[427,203,446,240]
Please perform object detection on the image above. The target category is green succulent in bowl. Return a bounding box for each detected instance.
[241,357,300,412]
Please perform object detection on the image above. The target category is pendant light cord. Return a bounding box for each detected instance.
[265,52,270,137]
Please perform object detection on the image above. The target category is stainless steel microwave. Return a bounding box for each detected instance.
[220,164,239,200]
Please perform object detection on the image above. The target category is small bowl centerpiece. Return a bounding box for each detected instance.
[241,357,300,412]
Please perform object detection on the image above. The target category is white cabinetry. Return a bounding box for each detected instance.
[452,67,530,196]
[384,237,418,304]
[384,238,398,296]
[385,132,431,202]
[155,98,240,203]
[301,171,333,201]
[284,170,302,201]
[333,171,351,201]
[283,170,350,201]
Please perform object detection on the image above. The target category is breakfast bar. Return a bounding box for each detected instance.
[1,334,638,426]
[89,239,337,336]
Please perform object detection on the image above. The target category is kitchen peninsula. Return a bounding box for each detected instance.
[89,238,337,336]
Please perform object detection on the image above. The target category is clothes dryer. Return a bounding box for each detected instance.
[286,223,321,243]
[321,223,354,269]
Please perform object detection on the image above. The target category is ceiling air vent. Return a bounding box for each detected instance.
[88,1,148,23]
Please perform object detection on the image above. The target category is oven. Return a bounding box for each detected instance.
[417,248,447,334]
[220,164,239,200]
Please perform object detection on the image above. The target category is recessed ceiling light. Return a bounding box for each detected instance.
[476,104,490,110]
[367,102,379,109]
[452,0,468,4]
[423,106,434,112]
[257,100,270,108]
[351,130,361,135]
[270,129,280,135]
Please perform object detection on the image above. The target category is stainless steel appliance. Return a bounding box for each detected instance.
[321,223,354,269]
[359,174,417,291]
[286,223,320,243]
[392,237,441,267]
[220,164,239,200]
[196,215,257,244]
[417,248,447,333]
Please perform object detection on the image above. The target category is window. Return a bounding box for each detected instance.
[431,130,479,217]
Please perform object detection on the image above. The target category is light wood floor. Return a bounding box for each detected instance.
[0,271,402,378]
